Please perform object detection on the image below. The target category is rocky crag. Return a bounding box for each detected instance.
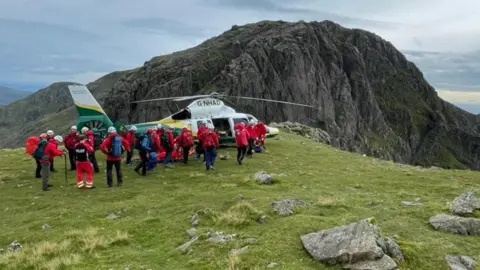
[2,20,480,170]
[103,20,480,170]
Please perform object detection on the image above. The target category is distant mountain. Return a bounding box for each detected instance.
[0,86,31,105]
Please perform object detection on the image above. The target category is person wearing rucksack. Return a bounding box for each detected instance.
[37,135,65,191]
[195,121,207,162]
[161,127,175,166]
[203,123,219,170]
[75,134,95,189]
[134,128,155,176]
[81,127,100,173]
[33,133,48,178]
[100,127,130,187]
[123,125,137,166]
[175,126,194,164]
[46,130,57,172]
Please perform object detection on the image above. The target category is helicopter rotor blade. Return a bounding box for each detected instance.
[223,95,316,108]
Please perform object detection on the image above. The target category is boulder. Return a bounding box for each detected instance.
[300,218,401,269]
[176,236,198,254]
[429,214,480,235]
[271,199,306,216]
[445,255,477,270]
[255,171,273,184]
[449,192,480,216]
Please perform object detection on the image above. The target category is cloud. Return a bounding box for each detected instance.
[436,90,480,104]
[0,0,480,112]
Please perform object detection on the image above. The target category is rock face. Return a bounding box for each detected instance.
[101,20,480,170]
[445,255,477,270]
[429,214,480,235]
[300,218,402,269]
[449,192,480,216]
[269,122,331,145]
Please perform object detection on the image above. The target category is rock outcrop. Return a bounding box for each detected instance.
[429,214,480,235]
[449,192,480,216]
[300,218,403,269]
[101,20,480,170]
[445,255,477,270]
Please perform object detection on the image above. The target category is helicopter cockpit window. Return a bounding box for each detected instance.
[233,118,248,125]
[171,109,191,120]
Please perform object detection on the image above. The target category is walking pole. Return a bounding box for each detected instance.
[64,153,68,185]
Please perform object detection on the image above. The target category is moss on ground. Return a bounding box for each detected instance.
[0,133,479,269]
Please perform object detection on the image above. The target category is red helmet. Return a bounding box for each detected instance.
[146,128,153,134]
[39,133,47,139]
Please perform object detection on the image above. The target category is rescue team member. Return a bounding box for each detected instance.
[46,130,57,172]
[100,127,130,187]
[64,126,79,170]
[134,128,155,176]
[175,126,194,164]
[75,134,95,189]
[161,126,175,166]
[81,127,100,173]
[245,120,257,157]
[123,125,137,165]
[195,120,207,161]
[34,133,48,178]
[254,120,268,149]
[203,123,219,170]
[37,135,65,191]
[234,122,249,165]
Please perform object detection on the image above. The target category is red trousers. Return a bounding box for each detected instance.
[76,161,93,188]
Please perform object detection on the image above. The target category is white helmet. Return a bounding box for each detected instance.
[130,125,137,131]
[249,119,256,125]
[54,135,63,143]
[207,123,215,130]
[81,127,89,134]
[71,125,77,130]
[108,126,116,133]
[46,130,54,136]
[157,124,163,129]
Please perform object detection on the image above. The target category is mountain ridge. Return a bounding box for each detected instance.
[1,19,479,170]
[0,86,31,105]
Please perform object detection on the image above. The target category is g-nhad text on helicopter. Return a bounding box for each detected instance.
[68,84,316,145]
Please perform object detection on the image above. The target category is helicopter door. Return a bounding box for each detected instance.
[212,118,232,137]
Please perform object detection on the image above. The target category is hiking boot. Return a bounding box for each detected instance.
[117,183,122,187]
[87,186,96,189]
[47,184,53,187]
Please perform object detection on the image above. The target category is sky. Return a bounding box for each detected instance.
[0,0,480,113]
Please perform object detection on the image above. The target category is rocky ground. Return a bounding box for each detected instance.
[1,132,479,269]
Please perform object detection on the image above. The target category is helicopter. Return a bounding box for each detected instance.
[68,84,316,145]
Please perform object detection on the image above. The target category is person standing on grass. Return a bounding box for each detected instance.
[46,130,57,172]
[203,123,219,170]
[234,122,249,165]
[195,120,207,162]
[81,127,100,173]
[33,133,48,178]
[254,120,268,149]
[245,119,257,157]
[75,134,95,189]
[123,125,137,166]
[100,127,130,187]
[175,126,194,164]
[161,126,175,166]
[134,128,155,176]
[64,126,79,170]
[37,135,65,191]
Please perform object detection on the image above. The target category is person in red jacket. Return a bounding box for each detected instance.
[203,123,219,170]
[176,126,194,164]
[64,126,79,170]
[75,134,95,189]
[46,130,57,172]
[80,127,100,173]
[100,127,130,187]
[123,125,137,165]
[254,120,268,149]
[245,120,257,157]
[39,136,65,191]
[195,121,207,162]
[161,127,175,166]
[234,122,249,165]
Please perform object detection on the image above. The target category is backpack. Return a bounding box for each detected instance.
[182,132,194,147]
[110,136,123,157]
[161,132,170,149]
[203,131,215,148]
[141,136,152,151]
[25,136,40,155]
[135,134,145,150]
[33,140,47,159]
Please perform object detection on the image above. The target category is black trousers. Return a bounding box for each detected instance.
[89,151,100,173]
[68,149,76,170]
[237,146,247,163]
[35,158,42,178]
[134,151,148,175]
[247,139,254,157]
[196,141,205,160]
[50,159,55,171]
[106,160,122,187]
[183,146,190,164]
[126,149,134,164]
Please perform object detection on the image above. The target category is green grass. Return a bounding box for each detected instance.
[1,133,479,269]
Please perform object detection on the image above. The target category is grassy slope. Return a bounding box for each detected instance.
[0,133,479,270]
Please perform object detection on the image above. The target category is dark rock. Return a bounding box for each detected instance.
[8,240,21,252]
[445,255,477,270]
[256,215,267,224]
[429,214,480,235]
[300,218,398,269]
[383,237,405,262]
[449,192,480,216]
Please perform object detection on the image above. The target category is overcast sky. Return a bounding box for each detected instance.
[1,0,479,112]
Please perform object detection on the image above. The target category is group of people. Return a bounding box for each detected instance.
[27,119,268,191]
